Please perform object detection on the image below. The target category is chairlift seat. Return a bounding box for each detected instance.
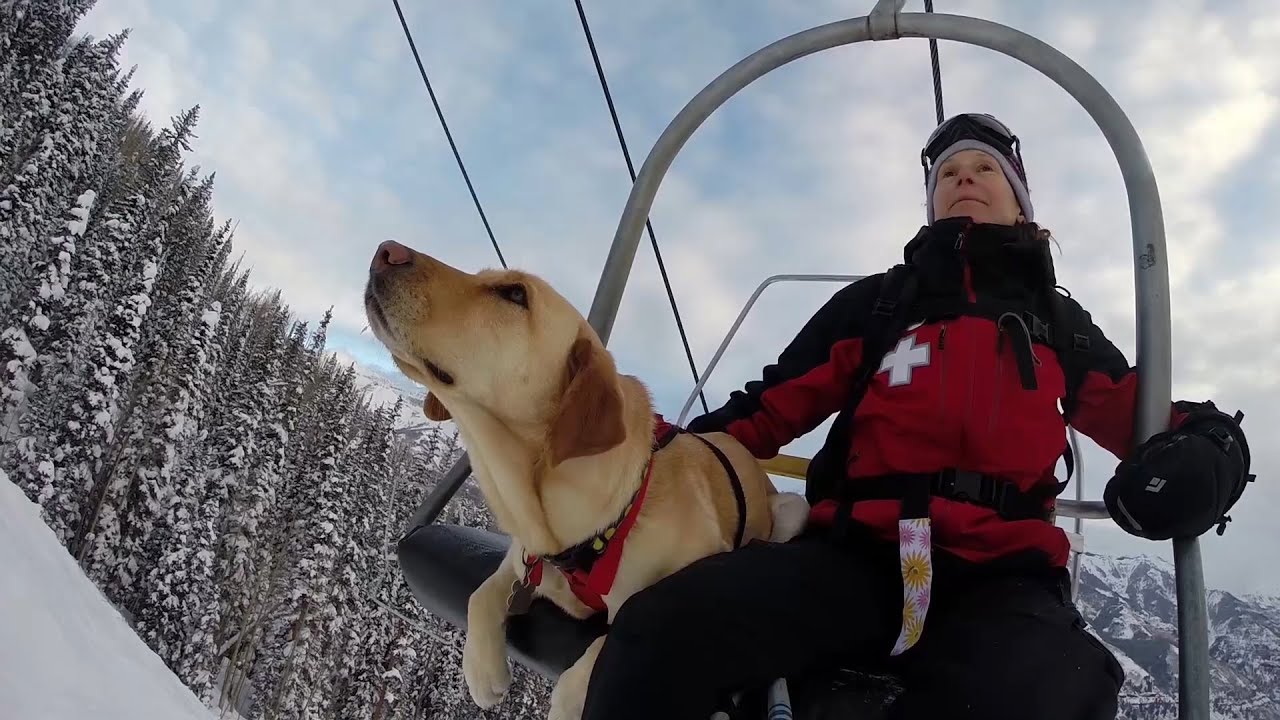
[397,522,609,677]
[397,521,902,718]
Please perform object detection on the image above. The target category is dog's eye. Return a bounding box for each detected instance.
[495,283,528,308]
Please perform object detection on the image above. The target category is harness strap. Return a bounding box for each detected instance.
[831,266,919,545]
[997,311,1040,391]
[688,433,748,549]
[836,469,1061,522]
[519,457,655,614]
[512,414,744,615]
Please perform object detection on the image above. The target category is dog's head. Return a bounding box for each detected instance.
[364,240,626,465]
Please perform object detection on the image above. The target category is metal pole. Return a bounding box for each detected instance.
[584,9,1199,717]
[1071,427,1085,599]
[405,452,472,531]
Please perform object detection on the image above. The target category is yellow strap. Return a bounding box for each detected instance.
[759,453,810,480]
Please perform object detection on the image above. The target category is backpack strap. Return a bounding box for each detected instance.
[829,264,920,539]
[844,264,921,410]
[1046,289,1093,425]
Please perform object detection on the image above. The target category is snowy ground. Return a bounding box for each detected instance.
[0,470,214,719]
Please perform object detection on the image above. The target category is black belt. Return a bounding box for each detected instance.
[833,468,1060,523]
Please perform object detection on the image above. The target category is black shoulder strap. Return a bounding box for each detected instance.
[688,434,748,549]
[844,264,920,415]
[1044,288,1094,491]
[1046,289,1093,423]
[822,265,919,531]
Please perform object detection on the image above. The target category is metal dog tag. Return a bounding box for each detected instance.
[507,578,534,615]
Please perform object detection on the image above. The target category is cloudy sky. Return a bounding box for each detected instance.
[78,0,1280,597]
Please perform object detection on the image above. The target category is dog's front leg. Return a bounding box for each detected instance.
[548,635,605,720]
[463,551,518,708]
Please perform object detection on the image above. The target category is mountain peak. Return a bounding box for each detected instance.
[1076,552,1280,718]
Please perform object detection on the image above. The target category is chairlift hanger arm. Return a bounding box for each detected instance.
[580,6,1203,719]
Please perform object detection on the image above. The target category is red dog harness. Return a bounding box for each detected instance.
[508,416,745,615]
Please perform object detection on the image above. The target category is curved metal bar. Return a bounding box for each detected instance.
[675,274,866,427]
[1056,498,1110,520]
[584,9,1201,718]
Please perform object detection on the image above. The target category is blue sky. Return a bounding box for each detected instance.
[79,0,1280,596]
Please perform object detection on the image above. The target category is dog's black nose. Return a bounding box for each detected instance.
[371,240,412,273]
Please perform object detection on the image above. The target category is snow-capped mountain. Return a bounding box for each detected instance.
[1076,554,1280,719]
[332,349,428,429]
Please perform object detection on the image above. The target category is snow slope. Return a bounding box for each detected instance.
[0,470,214,720]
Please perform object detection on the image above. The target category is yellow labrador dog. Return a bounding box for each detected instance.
[363,240,809,719]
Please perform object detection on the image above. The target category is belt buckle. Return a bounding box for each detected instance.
[947,469,985,502]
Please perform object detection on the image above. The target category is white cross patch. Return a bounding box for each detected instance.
[878,334,931,387]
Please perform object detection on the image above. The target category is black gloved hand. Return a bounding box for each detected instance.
[1103,401,1254,541]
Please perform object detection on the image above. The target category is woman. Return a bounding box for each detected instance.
[578,113,1253,720]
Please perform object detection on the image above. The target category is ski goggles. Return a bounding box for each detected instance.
[920,113,1026,181]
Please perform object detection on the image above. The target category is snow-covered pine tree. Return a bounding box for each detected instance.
[58,175,161,558]
[130,186,234,678]
[324,399,400,717]
[166,299,228,703]
[108,172,225,618]
[1,189,97,510]
[0,0,101,176]
[0,31,127,323]
[23,91,147,545]
[256,359,358,719]
[228,309,335,714]
[327,417,419,720]
[74,108,200,584]
[204,298,291,705]
[53,93,147,366]
[158,223,238,704]
[0,32,128,443]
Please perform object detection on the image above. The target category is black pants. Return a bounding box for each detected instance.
[580,531,1124,720]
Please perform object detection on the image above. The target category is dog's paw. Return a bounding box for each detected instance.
[769,492,810,542]
[463,630,511,708]
[547,669,588,720]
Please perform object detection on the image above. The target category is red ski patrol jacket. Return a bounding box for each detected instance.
[686,219,1188,570]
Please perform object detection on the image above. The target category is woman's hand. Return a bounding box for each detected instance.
[1103,401,1253,540]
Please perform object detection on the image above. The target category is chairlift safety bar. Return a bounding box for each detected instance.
[675,274,866,427]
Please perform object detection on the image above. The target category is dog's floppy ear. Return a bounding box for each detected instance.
[423,392,452,421]
[548,335,625,466]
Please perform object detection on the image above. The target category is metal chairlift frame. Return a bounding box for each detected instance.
[403,1,1210,717]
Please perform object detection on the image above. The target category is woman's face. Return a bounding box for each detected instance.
[932,149,1023,225]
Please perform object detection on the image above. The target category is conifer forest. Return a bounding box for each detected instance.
[0,2,554,717]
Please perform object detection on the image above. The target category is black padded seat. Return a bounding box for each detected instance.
[397,522,608,678]
[396,522,901,718]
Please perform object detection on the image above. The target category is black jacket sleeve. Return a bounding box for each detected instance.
[1063,302,1190,459]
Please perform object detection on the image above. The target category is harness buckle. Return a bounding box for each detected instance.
[872,298,897,316]
[1023,311,1051,343]
[941,469,986,503]
[1072,333,1091,352]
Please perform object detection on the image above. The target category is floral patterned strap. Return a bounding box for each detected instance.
[890,516,933,656]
